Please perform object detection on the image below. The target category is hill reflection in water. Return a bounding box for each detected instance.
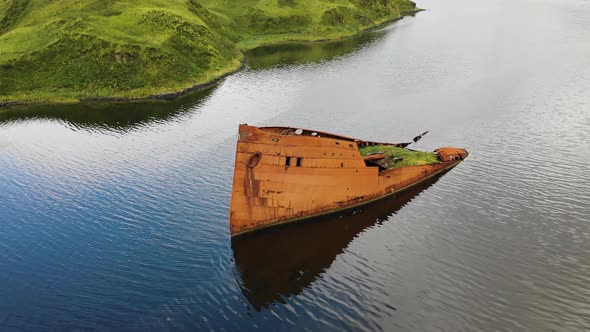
[0,87,214,132]
[232,172,448,311]
[244,31,381,70]
[0,30,384,133]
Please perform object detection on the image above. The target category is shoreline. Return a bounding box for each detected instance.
[80,60,246,104]
[0,10,424,110]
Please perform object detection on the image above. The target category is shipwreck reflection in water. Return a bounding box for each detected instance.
[231,172,448,311]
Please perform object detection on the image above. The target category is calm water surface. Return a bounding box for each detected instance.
[2,0,590,330]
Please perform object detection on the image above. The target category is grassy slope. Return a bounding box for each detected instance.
[202,0,417,49]
[0,0,416,103]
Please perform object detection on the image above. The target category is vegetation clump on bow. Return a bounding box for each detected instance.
[359,145,439,168]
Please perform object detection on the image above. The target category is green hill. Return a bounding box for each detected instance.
[0,0,416,104]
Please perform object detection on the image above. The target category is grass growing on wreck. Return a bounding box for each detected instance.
[0,0,417,104]
[359,145,440,168]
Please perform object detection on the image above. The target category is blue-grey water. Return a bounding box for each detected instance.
[1,0,590,330]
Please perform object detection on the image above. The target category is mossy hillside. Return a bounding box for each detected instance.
[0,0,30,35]
[202,0,418,49]
[359,145,440,168]
[0,0,417,104]
[0,0,241,102]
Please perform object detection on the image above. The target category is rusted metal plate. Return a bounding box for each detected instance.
[435,147,469,162]
[363,153,386,161]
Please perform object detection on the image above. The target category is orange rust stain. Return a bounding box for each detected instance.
[363,153,386,161]
[229,124,468,236]
[435,147,469,162]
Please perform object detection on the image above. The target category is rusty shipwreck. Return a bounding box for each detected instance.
[229,124,468,236]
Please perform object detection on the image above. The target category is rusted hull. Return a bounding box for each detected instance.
[229,124,468,236]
